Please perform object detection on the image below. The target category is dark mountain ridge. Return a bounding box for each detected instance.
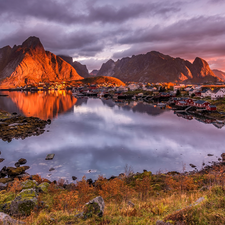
[97,51,221,83]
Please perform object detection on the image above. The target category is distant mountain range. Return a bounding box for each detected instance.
[0,36,223,88]
[0,37,83,88]
[212,69,225,81]
[97,51,221,83]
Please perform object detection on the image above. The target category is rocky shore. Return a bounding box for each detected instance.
[0,110,51,142]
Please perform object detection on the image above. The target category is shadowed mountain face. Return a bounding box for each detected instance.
[3,91,77,120]
[0,37,83,88]
[58,55,90,78]
[90,70,99,76]
[212,69,225,81]
[97,51,221,83]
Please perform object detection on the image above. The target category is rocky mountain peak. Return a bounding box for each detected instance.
[22,36,44,50]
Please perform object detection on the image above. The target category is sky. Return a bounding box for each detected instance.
[0,0,225,72]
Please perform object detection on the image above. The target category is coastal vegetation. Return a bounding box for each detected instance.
[0,162,225,224]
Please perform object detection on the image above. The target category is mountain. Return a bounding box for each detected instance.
[75,76,125,86]
[58,55,90,78]
[212,69,225,81]
[0,36,83,88]
[97,51,221,83]
[90,70,99,76]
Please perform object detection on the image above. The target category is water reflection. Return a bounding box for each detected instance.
[0,90,77,120]
[0,94,225,182]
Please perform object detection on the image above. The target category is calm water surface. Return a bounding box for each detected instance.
[0,91,224,182]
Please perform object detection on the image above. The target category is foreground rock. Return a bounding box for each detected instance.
[1,188,38,216]
[0,113,49,142]
[83,196,105,219]
[0,212,26,224]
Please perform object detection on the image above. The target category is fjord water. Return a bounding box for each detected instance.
[0,91,224,182]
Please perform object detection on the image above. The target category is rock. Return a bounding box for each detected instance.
[108,176,117,181]
[15,162,20,168]
[221,153,225,161]
[156,220,173,225]
[46,119,51,125]
[87,178,93,185]
[72,176,77,181]
[37,182,50,193]
[83,196,104,219]
[0,158,4,163]
[9,188,38,216]
[189,164,196,168]
[0,212,26,224]
[199,186,209,192]
[0,178,13,184]
[128,201,135,208]
[18,158,27,165]
[21,180,38,190]
[0,167,8,178]
[195,197,205,205]
[0,183,7,190]
[7,166,30,177]
[49,168,55,172]
[207,154,213,156]
[45,154,55,160]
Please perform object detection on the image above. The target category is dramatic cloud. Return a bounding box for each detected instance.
[0,0,224,71]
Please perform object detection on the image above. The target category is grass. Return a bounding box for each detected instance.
[1,163,225,224]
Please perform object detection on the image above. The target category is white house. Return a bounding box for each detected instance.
[201,89,212,98]
[128,84,139,91]
[211,88,225,100]
[117,86,128,92]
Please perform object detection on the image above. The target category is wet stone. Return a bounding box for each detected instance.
[45,154,55,160]
[0,159,5,163]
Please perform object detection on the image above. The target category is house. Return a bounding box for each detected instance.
[160,92,171,97]
[189,88,195,96]
[206,105,217,111]
[128,84,139,91]
[201,89,212,98]
[194,91,202,97]
[176,101,187,106]
[193,100,210,108]
[117,86,128,92]
[211,88,225,100]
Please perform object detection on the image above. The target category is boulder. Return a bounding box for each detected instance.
[0,178,13,184]
[0,183,7,191]
[0,166,7,178]
[37,182,50,193]
[21,180,38,190]
[18,158,27,165]
[9,188,38,216]
[72,176,77,181]
[83,196,104,219]
[7,166,30,177]
[0,212,26,224]
[0,158,5,163]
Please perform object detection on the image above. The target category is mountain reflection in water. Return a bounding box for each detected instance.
[0,90,77,120]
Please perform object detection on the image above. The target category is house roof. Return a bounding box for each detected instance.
[194,100,208,104]
[202,89,211,93]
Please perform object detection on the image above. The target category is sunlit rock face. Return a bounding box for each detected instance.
[6,91,77,120]
[0,36,83,88]
[97,51,220,83]
[212,69,225,82]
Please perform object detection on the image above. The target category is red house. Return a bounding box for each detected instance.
[206,105,217,111]
[176,101,187,106]
[194,100,210,108]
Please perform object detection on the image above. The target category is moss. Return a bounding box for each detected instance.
[21,180,38,190]
[38,182,50,193]
[0,178,13,184]
[7,166,30,177]
[17,200,36,215]
[83,202,102,219]
[17,188,37,199]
